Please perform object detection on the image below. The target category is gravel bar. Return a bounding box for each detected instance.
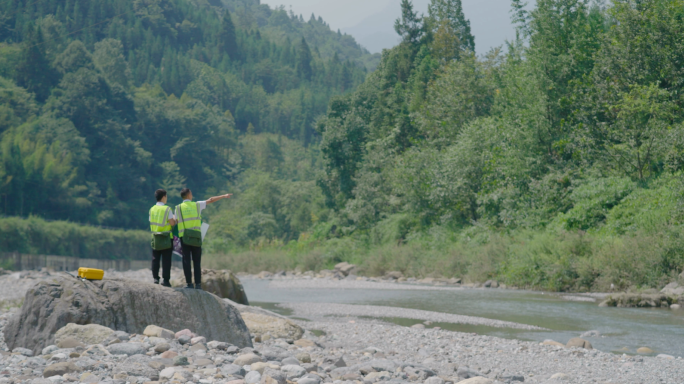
[300,319,684,384]
[267,279,466,291]
[280,303,546,331]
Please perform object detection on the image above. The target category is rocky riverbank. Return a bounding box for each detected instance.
[0,267,603,310]
[0,268,683,384]
[598,282,684,309]
[1,301,683,384]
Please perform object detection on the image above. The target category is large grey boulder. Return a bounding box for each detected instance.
[4,275,252,354]
[170,268,249,305]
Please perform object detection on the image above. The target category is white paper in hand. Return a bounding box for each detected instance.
[201,222,210,241]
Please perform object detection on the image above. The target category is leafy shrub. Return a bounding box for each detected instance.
[601,176,679,235]
[552,177,636,231]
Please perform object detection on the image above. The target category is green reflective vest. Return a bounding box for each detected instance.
[149,204,173,238]
[176,201,201,237]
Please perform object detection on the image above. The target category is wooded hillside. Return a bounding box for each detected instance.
[0,0,373,228]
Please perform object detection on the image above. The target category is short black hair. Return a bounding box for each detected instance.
[180,188,191,199]
[155,189,167,202]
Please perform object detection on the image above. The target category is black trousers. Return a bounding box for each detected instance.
[151,247,172,281]
[180,237,202,285]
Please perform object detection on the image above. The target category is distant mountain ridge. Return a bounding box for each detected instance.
[219,0,381,70]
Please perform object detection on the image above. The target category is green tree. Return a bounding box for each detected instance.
[93,39,132,87]
[416,52,494,146]
[427,0,475,60]
[159,161,186,194]
[53,40,94,74]
[527,0,604,157]
[394,0,425,46]
[584,0,684,178]
[15,25,56,102]
[296,37,313,81]
[217,11,239,61]
[598,85,673,180]
[510,0,531,37]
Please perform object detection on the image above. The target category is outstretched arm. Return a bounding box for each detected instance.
[206,193,232,204]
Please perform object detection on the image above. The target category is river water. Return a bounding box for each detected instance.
[242,279,684,357]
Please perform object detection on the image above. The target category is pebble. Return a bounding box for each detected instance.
[245,370,261,384]
[160,350,178,359]
[12,347,33,356]
[106,342,146,356]
[294,339,316,347]
[282,356,300,365]
[159,367,176,379]
[42,345,58,355]
[637,347,654,354]
[234,353,262,366]
[296,352,311,363]
[281,364,307,378]
[173,355,189,366]
[299,377,321,384]
[175,328,195,338]
[222,364,246,376]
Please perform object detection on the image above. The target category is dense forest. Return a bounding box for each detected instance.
[214,0,684,292]
[5,0,684,291]
[0,0,374,228]
[279,0,684,291]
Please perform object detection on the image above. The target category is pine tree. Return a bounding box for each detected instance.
[296,37,313,81]
[427,0,475,56]
[15,24,56,102]
[217,11,239,60]
[394,0,424,46]
[341,63,352,92]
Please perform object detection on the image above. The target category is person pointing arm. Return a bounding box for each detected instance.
[205,193,233,205]
[175,188,231,290]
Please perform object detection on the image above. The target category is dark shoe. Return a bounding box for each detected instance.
[184,283,194,289]
[154,278,160,285]
[195,284,202,290]
[162,280,172,287]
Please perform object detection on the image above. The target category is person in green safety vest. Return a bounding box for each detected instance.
[149,189,177,286]
[175,187,232,289]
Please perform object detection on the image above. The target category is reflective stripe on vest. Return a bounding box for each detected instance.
[149,205,173,238]
[176,201,201,237]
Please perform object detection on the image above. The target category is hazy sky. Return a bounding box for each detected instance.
[260,0,518,54]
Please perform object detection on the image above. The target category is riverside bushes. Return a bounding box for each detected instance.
[205,225,684,292]
[0,216,149,260]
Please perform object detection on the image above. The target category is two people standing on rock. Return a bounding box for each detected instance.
[149,187,232,290]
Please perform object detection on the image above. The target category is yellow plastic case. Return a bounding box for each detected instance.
[77,268,105,280]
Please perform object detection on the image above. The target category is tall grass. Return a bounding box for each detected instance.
[204,226,684,292]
